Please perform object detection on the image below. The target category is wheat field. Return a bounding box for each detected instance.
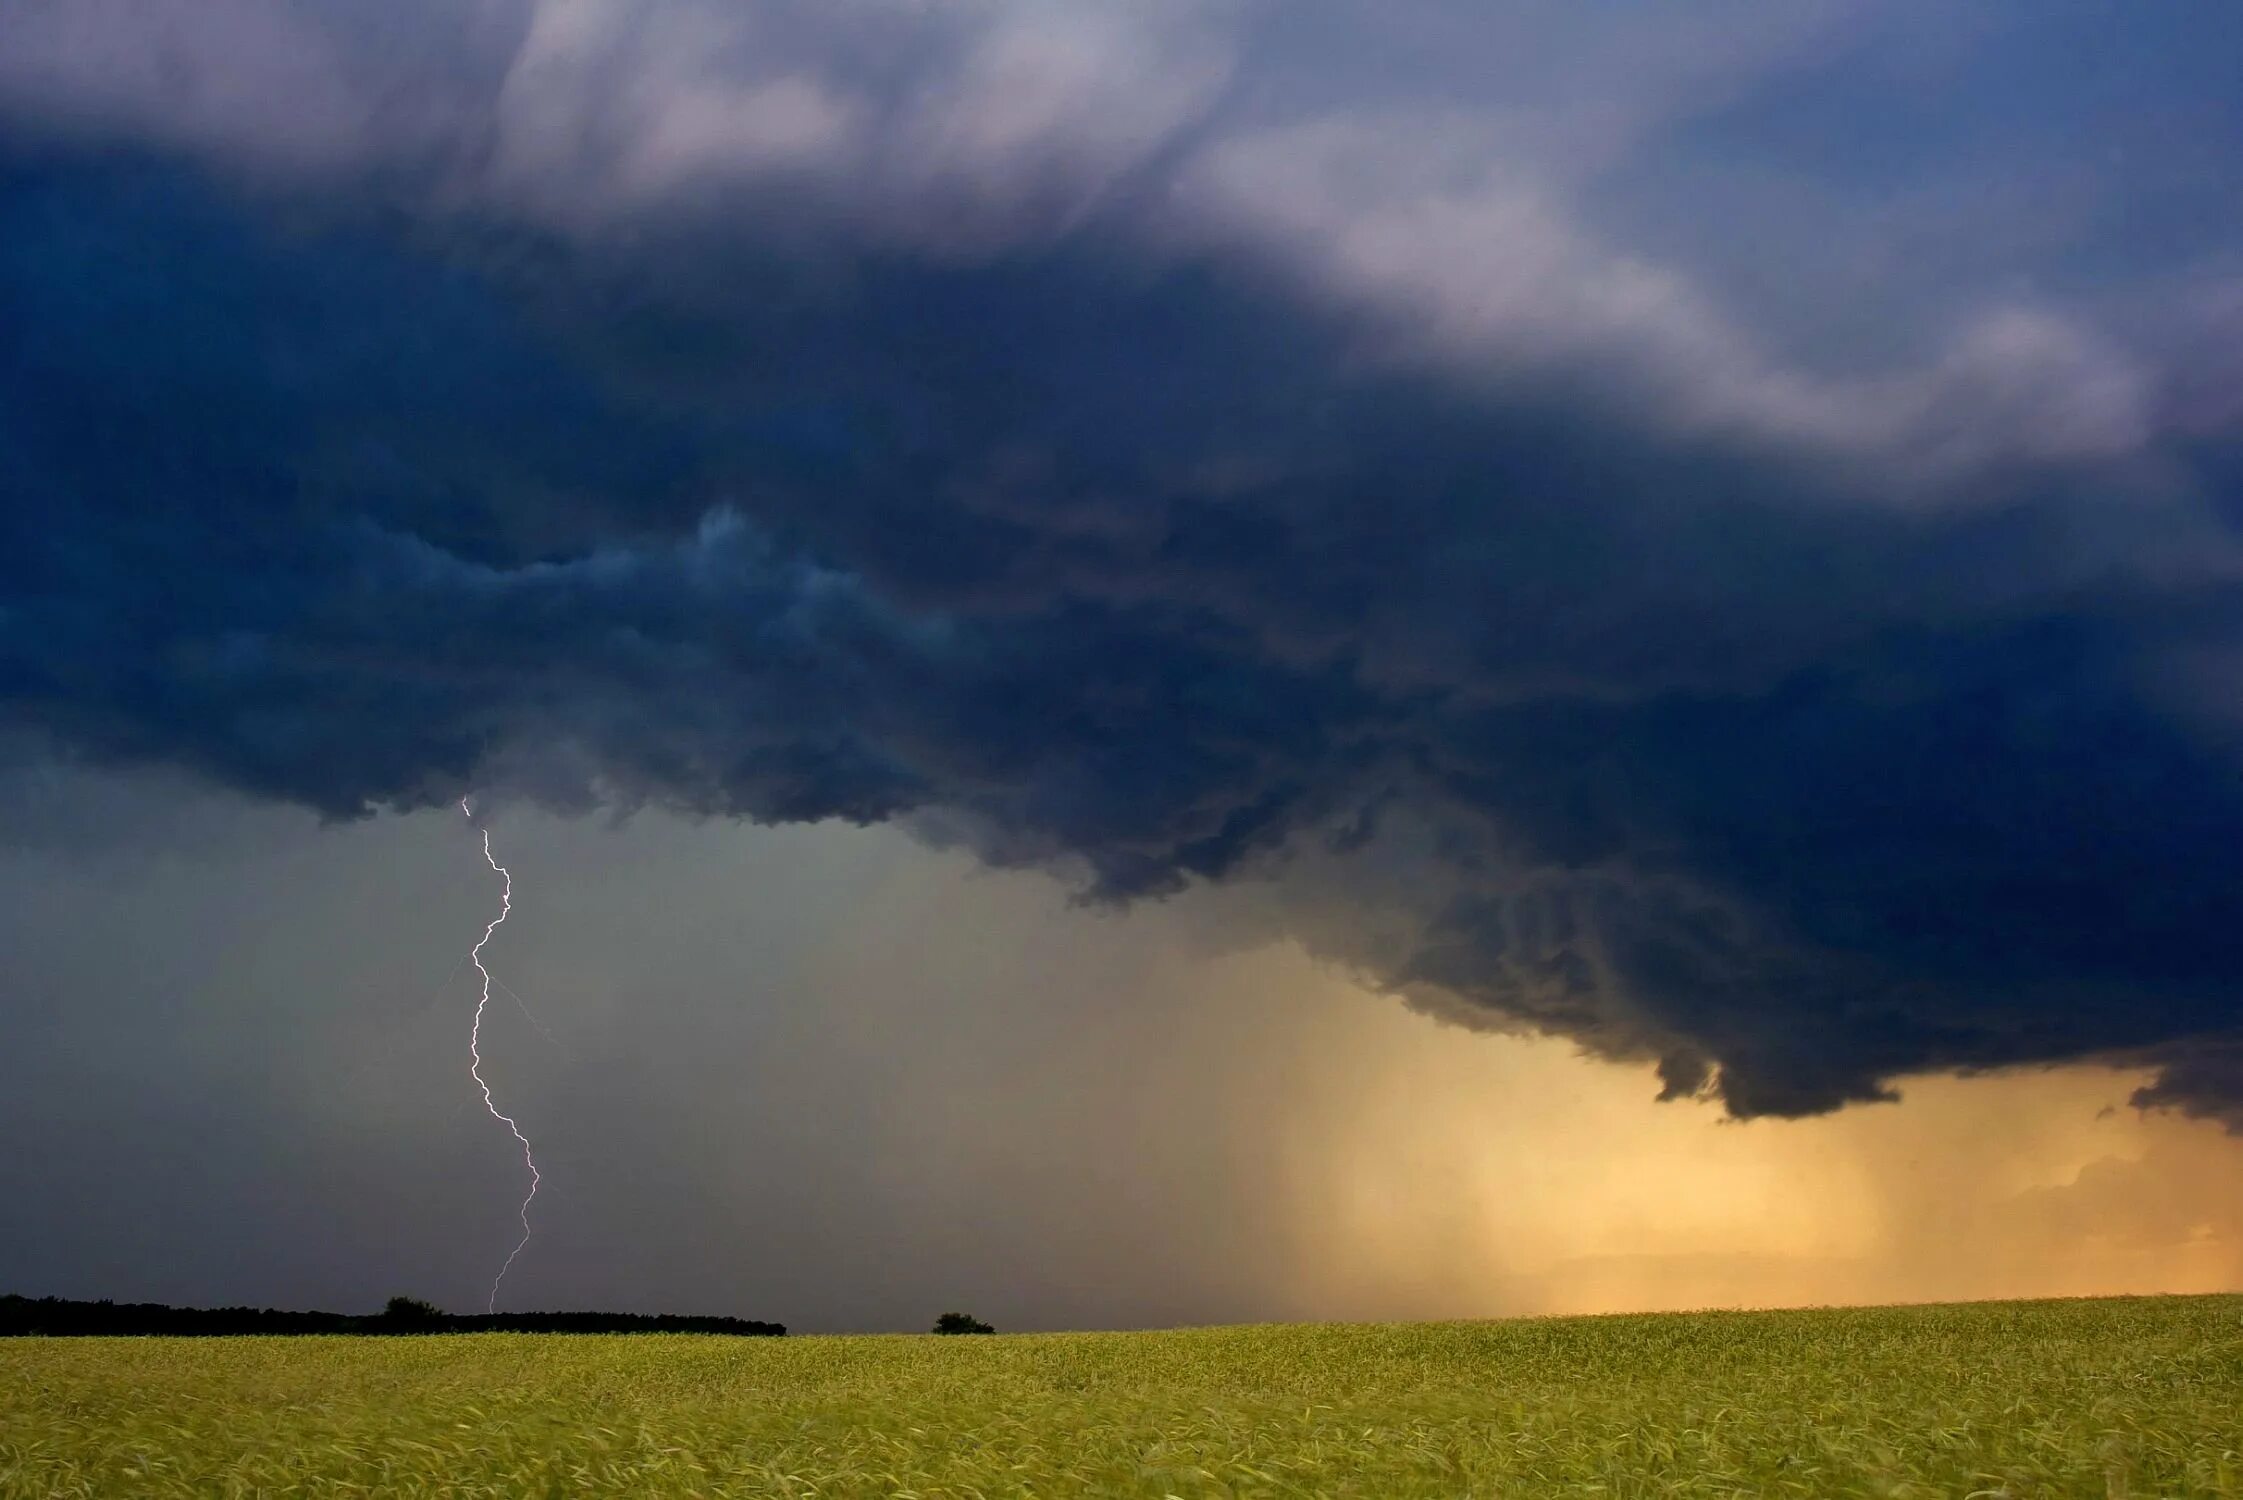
[4,1294,2238,1497]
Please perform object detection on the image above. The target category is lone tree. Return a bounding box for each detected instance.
[932,1311,994,1335]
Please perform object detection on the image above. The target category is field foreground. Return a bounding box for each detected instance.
[3,1295,2239,1497]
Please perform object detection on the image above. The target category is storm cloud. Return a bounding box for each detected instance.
[4,0,2243,1124]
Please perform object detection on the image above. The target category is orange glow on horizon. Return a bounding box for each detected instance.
[1193,943,2243,1321]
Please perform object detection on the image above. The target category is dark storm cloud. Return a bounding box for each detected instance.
[3,0,2242,1124]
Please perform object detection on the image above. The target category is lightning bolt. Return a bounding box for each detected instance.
[462,796,540,1312]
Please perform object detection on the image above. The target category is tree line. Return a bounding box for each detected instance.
[1,1293,784,1337]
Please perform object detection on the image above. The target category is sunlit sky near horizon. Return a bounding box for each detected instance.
[3,0,2242,1327]
[6,772,2238,1330]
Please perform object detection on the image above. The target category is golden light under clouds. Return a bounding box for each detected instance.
[1222,944,2243,1320]
[739,822,2243,1326]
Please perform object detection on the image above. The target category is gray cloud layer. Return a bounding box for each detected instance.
[4,0,2243,1124]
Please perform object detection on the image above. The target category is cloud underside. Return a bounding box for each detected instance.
[4,0,2242,1127]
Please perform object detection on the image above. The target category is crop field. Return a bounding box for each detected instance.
[3,1294,2238,1497]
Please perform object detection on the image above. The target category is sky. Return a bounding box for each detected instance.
[2,0,2241,1331]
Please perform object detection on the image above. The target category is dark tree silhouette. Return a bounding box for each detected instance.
[932,1311,995,1334]
[1,1293,783,1337]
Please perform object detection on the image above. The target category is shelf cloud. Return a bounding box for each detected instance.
[5,0,2243,1125]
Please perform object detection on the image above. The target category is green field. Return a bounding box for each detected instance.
[4,1295,2238,1497]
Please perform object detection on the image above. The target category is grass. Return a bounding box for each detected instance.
[3,1294,2238,1497]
